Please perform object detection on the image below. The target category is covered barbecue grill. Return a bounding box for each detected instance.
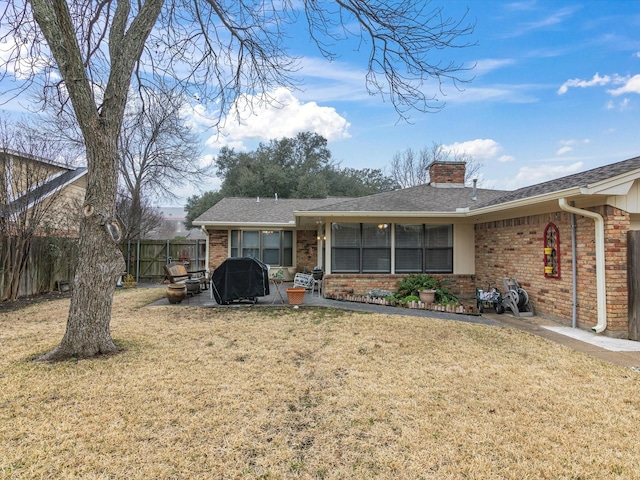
[210,257,270,304]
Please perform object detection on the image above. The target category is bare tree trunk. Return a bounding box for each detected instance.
[40,135,125,361]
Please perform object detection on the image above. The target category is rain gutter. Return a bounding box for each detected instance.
[558,198,607,333]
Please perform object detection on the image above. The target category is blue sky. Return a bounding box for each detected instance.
[183,0,640,198]
[2,1,639,205]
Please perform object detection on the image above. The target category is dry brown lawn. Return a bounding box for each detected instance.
[2,288,640,479]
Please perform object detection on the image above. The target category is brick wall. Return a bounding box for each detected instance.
[323,274,477,299]
[474,206,630,336]
[429,161,465,184]
[296,230,317,272]
[208,230,228,269]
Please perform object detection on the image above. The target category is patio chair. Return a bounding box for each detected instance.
[164,262,208,291]
[293,272,322,296]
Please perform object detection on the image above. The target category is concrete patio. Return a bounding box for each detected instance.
[146,281,499,326]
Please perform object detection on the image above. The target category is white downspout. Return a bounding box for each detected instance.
[558,198,607,333]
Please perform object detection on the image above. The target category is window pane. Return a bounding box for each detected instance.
[332,223,360,247]
[231,230,239,248]
[395,249,423,273]
[282,231,293,248]
[332,248,360,272]
[241,231,259,258]
[362,248,391,272]
[425,248,453,273]
[260,231,280,265]
[242,248,259,258]
[243,231,259,248]
[425,225,452,247]
[263,249,280,265]
[395,224,422,247]
[262,231,279,248]
[395,224,422,272]
[363,223,390,247]
[282,231,293,266]
[230,230,239,257]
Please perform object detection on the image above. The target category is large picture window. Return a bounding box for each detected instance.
[331,222,453,273]
[230,230,293,266]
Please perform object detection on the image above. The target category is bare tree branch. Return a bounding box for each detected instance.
[389,142,483,188]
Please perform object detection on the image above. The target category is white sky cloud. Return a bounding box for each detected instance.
[499,162,584,190]
[473,58,516,75]
[443,138,503,160]
[182,88,351,150]
[608,74,640,95]
[557,73,611,95]
[556,138,591,155]
[0,34,48,80]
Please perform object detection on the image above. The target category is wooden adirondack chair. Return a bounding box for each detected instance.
[164,262,208,291]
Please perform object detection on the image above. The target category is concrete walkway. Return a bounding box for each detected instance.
[146,282,640,369]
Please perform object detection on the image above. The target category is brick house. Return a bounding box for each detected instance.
[194,156,640,339]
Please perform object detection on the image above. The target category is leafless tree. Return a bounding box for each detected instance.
[39,86,211,241]
[0,0,474,360]
[389,142,483,188]
[0,119,81,301]
[118,88,211,240]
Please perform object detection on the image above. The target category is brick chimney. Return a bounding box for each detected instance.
[428,161,466,187]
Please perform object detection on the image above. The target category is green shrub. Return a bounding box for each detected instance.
[401,295,420,305]
[396,274,438,298]
[395,274,458,305]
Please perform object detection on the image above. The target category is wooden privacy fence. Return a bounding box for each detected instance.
[1,236,77,301]
[122,239,207,283]
[1,237,207,301]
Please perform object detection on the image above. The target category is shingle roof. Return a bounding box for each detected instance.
[194,197,354,225]
[6,167,87,214]
[302,184,508,213]
[476,155,640,209]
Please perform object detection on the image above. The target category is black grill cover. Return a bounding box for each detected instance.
[211,257,270,304]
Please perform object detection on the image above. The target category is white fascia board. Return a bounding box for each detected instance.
[23,169,87,213]
[579,180,635,196]
[467,187,584,215]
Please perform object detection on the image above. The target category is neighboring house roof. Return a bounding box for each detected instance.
[194,197,354,226]
[5,166,87,215]
[144,206,207,240]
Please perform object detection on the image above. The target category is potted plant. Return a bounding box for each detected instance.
[419,288,436,305]
[396,274,438,304]
[122,274,137,288]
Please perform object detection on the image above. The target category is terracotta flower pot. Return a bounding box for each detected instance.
[286,287,306,305]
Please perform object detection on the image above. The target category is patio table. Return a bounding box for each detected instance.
[270,278,285,305]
